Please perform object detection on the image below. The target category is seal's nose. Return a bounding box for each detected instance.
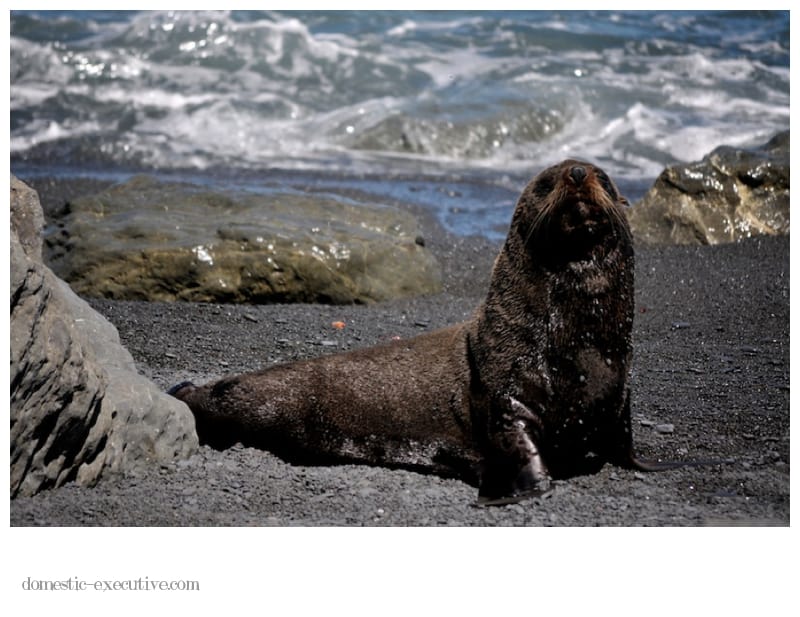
[570,165,587,185]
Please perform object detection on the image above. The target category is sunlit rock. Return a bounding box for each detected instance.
[629,131,789,245]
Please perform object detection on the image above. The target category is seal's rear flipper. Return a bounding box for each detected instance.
[167,381,195,398]
[610,390,734,472]
[625,454,735,472]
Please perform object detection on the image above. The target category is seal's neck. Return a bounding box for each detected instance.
[512,214,631,273]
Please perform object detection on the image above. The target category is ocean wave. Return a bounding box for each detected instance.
[10,10,790,182]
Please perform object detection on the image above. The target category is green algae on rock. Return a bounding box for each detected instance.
[46,175,442,304]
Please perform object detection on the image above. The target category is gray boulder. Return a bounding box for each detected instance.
[628,131,789,245]
[45,175,442,304]
[10,176,198,498]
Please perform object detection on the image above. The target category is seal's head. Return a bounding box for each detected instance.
[513,159,630,263]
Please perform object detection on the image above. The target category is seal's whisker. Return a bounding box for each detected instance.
[525,199,554,247]
[608,202,632,243]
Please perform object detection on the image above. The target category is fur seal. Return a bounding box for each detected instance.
[170,159,682,505]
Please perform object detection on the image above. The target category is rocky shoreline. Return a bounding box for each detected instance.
[10,168,789,524]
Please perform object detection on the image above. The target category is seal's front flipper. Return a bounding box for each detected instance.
[477,396,553,506]
[477,458,553,506]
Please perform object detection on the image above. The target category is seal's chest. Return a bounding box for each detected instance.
[566,260,613,296]
[536,337,627,428]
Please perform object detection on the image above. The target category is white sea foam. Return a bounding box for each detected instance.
[387,19,417,38]
[93,86,219,110]
[416,48,507,88]
[10,118,103,152]
[9,84,60,109]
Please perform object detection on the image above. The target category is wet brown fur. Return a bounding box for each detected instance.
[172,159,658,504]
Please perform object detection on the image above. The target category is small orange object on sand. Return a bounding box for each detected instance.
[331,321,346,330]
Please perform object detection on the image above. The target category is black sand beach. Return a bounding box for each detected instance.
[10,176,789,526]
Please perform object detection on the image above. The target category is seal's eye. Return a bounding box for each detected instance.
[596,171,617,199]
[533,175,555,198]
